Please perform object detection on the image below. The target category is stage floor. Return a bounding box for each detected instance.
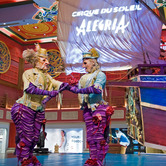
[0,153,166,166]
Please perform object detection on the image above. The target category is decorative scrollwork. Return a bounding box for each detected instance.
[0,41,11,74]
[46,49,64,78]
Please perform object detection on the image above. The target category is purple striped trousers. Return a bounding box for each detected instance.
[11,103,45,163]
[83,105,109,166]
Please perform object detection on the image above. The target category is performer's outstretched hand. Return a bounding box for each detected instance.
[59,82,69,92]
[25,82,59,97]
[42,82,69,105]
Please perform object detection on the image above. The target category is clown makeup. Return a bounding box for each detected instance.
[82,59,94,73]
[35,57,49,70]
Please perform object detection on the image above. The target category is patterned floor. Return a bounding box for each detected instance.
[0,153,166,166]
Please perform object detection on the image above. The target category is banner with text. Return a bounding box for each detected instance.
[58,0,163,74]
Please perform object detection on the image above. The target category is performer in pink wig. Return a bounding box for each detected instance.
[11,44,68,166]
[67,48,114,166]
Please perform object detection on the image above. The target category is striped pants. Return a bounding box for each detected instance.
[11,103,45,163]
[83,105,109,166]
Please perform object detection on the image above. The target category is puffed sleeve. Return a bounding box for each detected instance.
[94,71,106,90]
[22,69,36,90]
[47,74,63,91]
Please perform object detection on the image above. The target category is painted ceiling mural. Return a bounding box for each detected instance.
[6,21,57,43]
[33,1,58,23]
[0,0,59,44]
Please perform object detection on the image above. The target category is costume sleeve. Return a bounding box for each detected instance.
[47,74,63,91]
[25,82,58,97]
[94,71,106,91]
[23,70,60,97]
[22,70,35,90]
[68,85,101,94]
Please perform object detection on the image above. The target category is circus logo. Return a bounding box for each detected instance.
[0,41,11,74]
[73,5,142,36]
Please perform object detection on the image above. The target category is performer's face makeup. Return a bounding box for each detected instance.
[36,57,49,70]
[82,59,94,73]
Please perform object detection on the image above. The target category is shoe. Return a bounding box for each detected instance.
[31,156,42,166]
[84,158,98,166]
[21,159,34,166]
